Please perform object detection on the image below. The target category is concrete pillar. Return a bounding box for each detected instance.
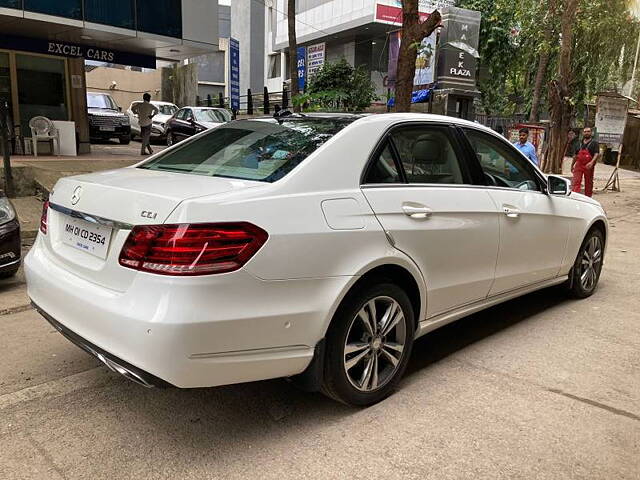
[67,58,90,154]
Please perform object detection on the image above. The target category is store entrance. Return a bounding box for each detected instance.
[16,53,68,136]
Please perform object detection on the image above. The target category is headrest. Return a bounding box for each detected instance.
[412,136,445,165]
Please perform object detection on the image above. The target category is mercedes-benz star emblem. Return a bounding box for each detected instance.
[71,186,83,205]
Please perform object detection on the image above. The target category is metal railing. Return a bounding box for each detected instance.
[195,87,291,117]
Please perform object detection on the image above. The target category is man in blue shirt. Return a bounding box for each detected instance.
[513,128,539,166]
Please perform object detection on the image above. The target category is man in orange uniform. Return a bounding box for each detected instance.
[571,127,600,197]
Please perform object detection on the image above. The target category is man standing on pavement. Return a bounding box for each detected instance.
[514,128,539,166]
[571,127,600,197]
[131,93,158,155]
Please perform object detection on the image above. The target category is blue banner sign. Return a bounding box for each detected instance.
[296,46,306,91]
[229,37,240,112]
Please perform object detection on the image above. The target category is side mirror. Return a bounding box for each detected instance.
[118,106,122,112]
[548,175,571,196]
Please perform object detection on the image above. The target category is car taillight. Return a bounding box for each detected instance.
[40,201,49,234]
[118,222,268,276]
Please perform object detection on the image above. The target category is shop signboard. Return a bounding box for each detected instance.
[306,43,325,77]
[229,38,240,112]
[595,94,629,146]
[297,46,307,91]
[375,0,455,25]
[0,35,156,69]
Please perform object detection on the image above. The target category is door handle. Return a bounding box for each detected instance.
[402,203,433,219]
[503,206,520,218]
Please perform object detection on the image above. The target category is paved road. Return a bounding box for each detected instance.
[1,180,639,480]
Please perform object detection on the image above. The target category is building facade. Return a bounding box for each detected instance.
[0,0,218,153]
[266,0,454,98]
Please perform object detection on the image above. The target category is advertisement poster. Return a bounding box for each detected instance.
[596,95,629,146]
[306,43,325,77]
[387,31,437,87]
[297,46,307,91]
[229,37,240,111]
[413,34,436,86]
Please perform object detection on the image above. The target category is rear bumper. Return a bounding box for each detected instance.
[0,219,20,273]
[25,238,350,388]
[33,302,170,388]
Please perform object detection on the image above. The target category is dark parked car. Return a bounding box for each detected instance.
[87,92,131,144]
[0,192,20,278]
[165,107,231,146]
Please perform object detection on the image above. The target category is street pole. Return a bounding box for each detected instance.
[0,101,15,198]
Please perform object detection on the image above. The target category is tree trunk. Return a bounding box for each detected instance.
[287,0,300,111]
[394,1,441,112]
[545,0,577,174]
[529,51,549,122]
[529,0,555,123]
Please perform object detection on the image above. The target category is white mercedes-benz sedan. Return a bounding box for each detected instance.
[25,113,607,406]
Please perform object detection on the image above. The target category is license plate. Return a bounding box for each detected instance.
[100,126,115,132]
[61,216,112,259]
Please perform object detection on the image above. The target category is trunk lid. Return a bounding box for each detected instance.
[44,167,260,291]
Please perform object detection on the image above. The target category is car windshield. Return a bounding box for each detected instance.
[87,94,117,110]
[139,118,355,182]
[194,109,227,123]
[158,105,177,115]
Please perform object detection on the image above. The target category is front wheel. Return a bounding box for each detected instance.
[166,131,175,146]
[322,281,415,407]
[119,134,131,145]
[567,228,604,298]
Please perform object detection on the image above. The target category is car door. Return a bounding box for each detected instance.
[361,123,500,319]
[128,102,141,136]
[461,127,569,295]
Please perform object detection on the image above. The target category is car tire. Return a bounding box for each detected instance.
[119,135,131,145]
[166,131,174,146]
[567,228,605,299]
[321,280,415,407]
[0,266,19,279]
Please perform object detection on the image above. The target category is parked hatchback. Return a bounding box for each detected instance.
[25,113,607,406]
[127,100,178,142]
[165,107,231,146]
[0,191,20,278]
[86,92,131,144]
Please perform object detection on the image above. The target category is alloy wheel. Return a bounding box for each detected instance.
[580,235,602,291]
[343,296,407,392]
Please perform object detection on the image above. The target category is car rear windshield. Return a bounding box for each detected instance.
[158,105,177,115]
[139,118,355,182]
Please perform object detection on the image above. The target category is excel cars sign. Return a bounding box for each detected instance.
[0,35,156,69]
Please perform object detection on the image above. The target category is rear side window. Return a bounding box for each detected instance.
[391,126,466,185]
[364,143,401,184]
[139,118,355,183]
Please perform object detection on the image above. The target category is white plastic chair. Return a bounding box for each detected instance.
[29,116,59,156]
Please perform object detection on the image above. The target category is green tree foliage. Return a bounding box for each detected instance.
[294,58,378,111]
[457,0,640,117]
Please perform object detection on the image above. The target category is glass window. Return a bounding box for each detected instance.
[390,126,465,184]
[24,0,82,19]
[139,118,356,183]
[0,53,12,133]
[174,108,186,120]
[268,54,281,79]
[17,54,68,135]
[0,0,21,9]
[464,128,540,191]
[84,0,135,29]
[87,93,117,110]
[157,104,177,116]
[136,0,182,38]
[364,144,401,184]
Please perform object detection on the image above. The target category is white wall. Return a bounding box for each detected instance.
[274,0,375,48]
[182,0,219,45]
